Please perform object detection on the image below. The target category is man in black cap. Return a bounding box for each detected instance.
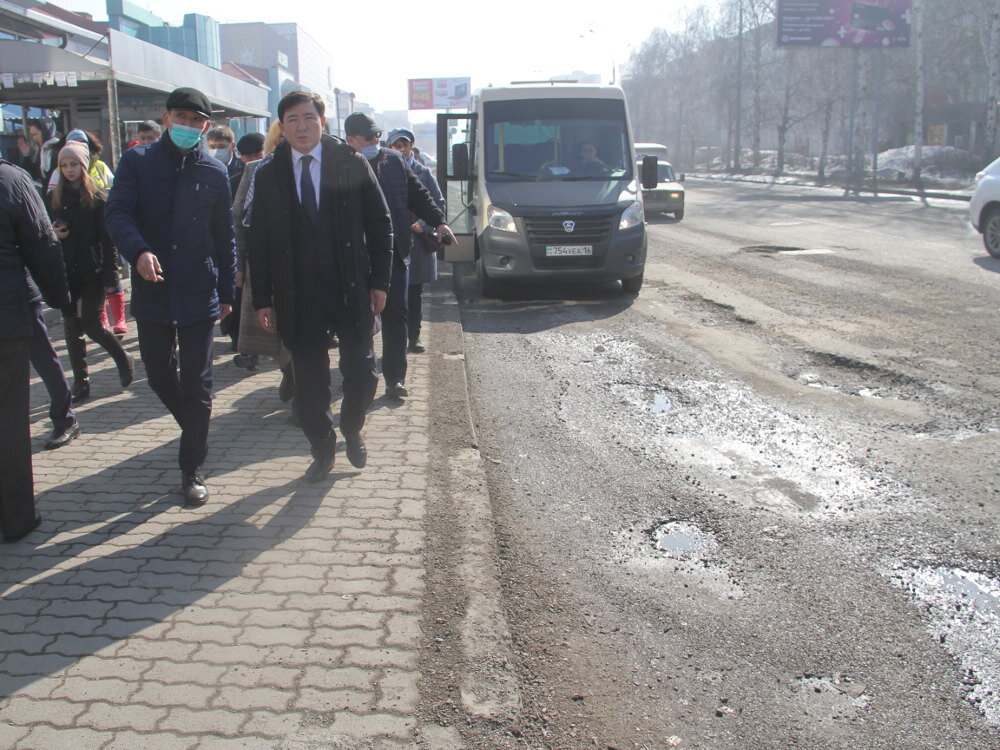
[344,113,454,399]
[105,86,237,507]
[236,133,265,166]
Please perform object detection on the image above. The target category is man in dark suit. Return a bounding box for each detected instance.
[248,91,393,483]
[105,87,237,507]
[0,159,71,542]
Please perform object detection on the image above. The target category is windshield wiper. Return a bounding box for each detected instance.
[489,171,540,181]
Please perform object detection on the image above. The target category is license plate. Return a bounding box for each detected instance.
[545,245,593,257]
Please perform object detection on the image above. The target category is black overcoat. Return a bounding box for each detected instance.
[247,136,393,345]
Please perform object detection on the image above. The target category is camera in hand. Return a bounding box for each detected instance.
[441,231,455,246]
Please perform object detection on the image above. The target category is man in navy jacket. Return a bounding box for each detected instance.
[0,159,70,542]
[105,87,237,507]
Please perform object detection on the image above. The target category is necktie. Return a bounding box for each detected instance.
[299,154,319,225]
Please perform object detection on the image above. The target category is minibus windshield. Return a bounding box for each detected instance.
[483,98,632,182]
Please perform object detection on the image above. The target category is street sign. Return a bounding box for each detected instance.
[408,77,471,110]
[777,0,912,47]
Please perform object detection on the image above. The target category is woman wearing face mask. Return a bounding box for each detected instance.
[47,140,135,403]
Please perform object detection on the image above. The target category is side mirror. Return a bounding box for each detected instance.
[641,155,658,190]
[678,174,685,183]
[452,143,470,179]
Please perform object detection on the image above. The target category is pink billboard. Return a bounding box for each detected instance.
[777,0,912,47]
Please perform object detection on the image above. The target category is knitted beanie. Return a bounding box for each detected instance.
[58,140,90,170]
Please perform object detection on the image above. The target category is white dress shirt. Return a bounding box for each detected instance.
[291,142,322,210]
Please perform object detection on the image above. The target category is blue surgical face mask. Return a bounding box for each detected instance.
[406,154,415,167]
[169,122,204,151]
[360,144,380,159]
[209,147,230,162]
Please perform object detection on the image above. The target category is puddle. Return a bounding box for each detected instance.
[890,566,1000,726]
[653,521,715,557]
[645,392,673,414]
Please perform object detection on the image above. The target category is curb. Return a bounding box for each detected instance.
[420,264,521,739]
[687,171,974,202]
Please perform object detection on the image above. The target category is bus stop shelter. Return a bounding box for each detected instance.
[0,26,270,166]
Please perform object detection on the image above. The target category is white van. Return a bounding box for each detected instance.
[436,83,657,295]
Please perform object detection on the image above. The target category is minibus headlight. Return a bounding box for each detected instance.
[619,201,644,230]
[487,205,518,233]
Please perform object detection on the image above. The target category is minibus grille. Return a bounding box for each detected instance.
[524,215,614,269]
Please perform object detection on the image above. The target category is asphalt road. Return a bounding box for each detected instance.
[451,180,1000,749]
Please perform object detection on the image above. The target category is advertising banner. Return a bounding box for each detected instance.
[777,1,912,47]
[408,77,471,110]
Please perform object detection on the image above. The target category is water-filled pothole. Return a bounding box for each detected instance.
[645,392,673,414]
[890,566,1000,726]
[652,521,716,557]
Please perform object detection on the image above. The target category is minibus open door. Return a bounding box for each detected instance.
[436,112,477,262]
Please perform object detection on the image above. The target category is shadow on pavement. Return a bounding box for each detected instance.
[972,255,1000,273]
[448,262,635,335]
[0,476,326,698]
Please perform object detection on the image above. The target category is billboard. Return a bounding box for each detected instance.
[777,1,912,47]
[408,77,471,110]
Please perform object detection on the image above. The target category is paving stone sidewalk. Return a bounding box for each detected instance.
[1,305,461,749]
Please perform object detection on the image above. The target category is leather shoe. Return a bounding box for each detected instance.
[71,379,90,403]
[182,472,209,507]
[45,420,80,450]
[278,366,295,403]
[344,431,367,469]
[304,452,334,483]
[408,339,426,354]
[119,352,135,388]
[385,381,408,399]
[233,353,259,370]
[3,512,41,543]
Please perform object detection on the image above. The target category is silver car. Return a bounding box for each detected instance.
[969,156,1000,258]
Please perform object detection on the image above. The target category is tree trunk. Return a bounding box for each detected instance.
[818,99,833,184]
[985,0,1000,163]
[914,0,925,188]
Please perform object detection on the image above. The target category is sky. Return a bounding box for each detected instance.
[60,0,699,116]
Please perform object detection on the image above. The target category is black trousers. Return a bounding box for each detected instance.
[29,302,74,431]
[61,277,130,383]
[408,283,424,344]
[292,292,377,459]
[381,254,409,385]
[136,318,215,474]
[0,337,36,539]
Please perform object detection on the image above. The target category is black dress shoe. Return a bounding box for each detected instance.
[304,452,334,483]
[182,472,209,507]
[385,381,408,399]
[70,379,90,404]
[45,420,80,450]
[278,366,295,403]
[344,431,367,469]
[3,512,41,543]
[233,353,258,370]
[119,352,135,388]
[408,339,426,354]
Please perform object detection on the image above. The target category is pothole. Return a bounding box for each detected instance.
[742,245,835,255]
[645,392,674,414]
[889,566,1000,726]
[652,521,716,559]
[790,673,870,723]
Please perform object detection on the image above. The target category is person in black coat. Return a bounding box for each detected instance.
[47,140,134,403]
[0,159,71,542]
[248,91,393,483]
[104,87,237,507]
[344,114,454,400]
